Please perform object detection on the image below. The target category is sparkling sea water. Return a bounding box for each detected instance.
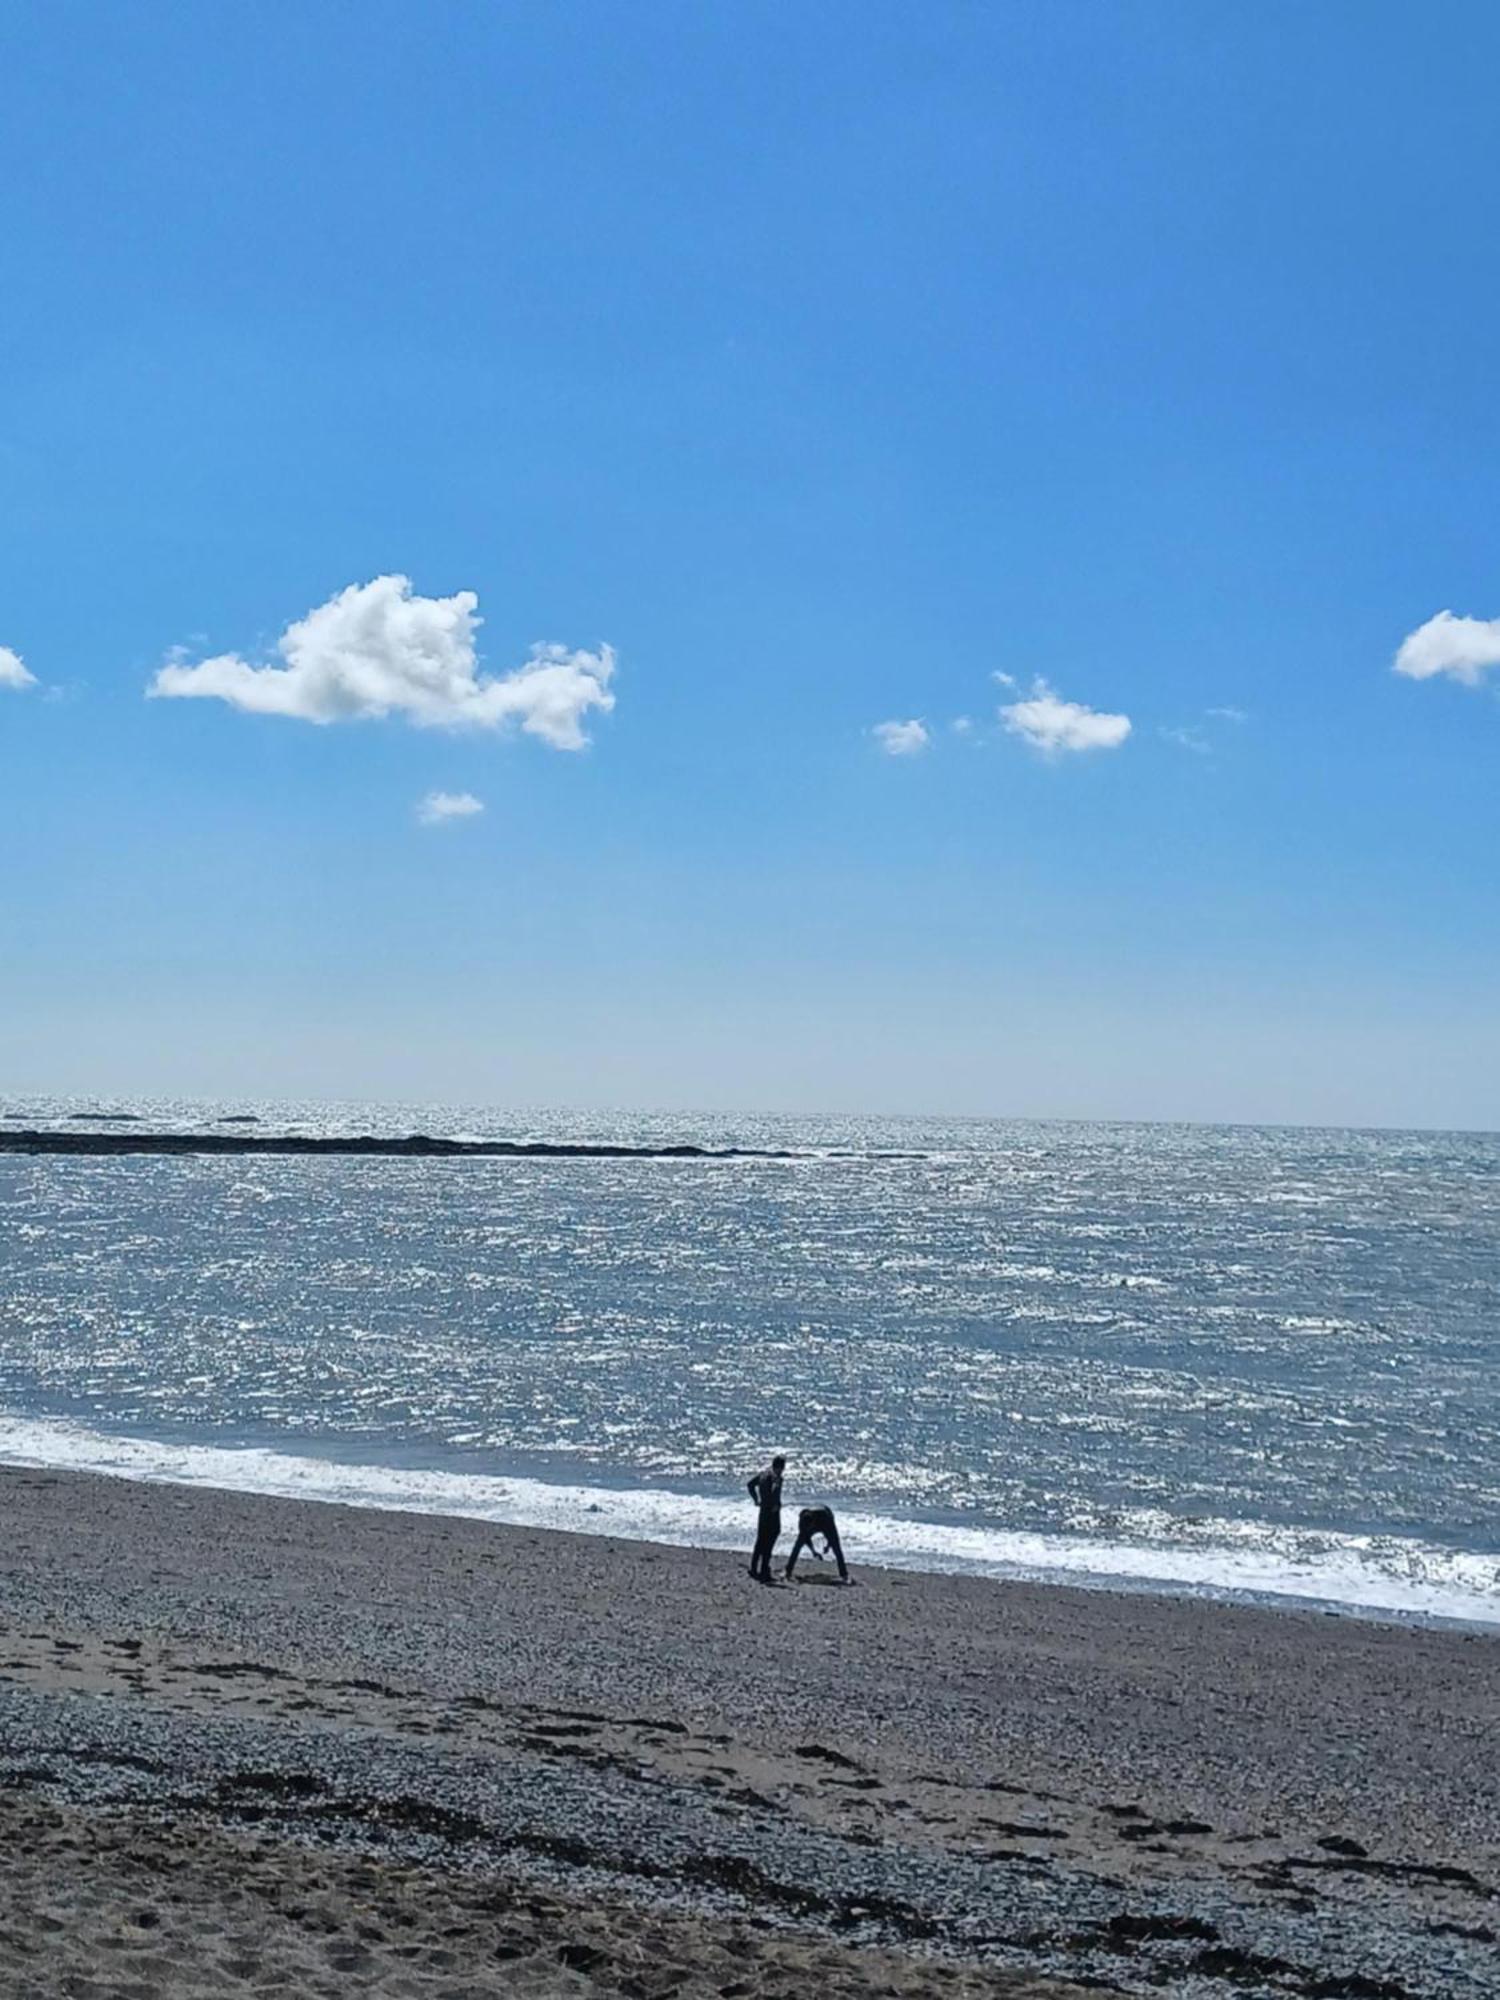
[1,1097,1496,1625]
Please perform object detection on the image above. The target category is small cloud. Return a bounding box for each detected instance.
[0,645,37,692]
[417,790,485,826]
[150,574,616,749]
[999,678,1131,755]
[1163,707,1248,752]
[1394,609,1500,686]
[872,718,931,757]
[992,670,1017,689]
[951,716,974,735]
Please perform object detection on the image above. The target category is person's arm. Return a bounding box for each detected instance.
[747,1473,762,1503]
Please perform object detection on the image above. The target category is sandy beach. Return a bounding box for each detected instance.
[0,1465,1495,1998]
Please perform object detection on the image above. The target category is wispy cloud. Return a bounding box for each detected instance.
[872,718,931,756]
[1394,609,1500,686]
[0,645,36,692]
[999,678,1131,755]
[1162,707,1248,754]
[150,575,616,749]
[417,790,485,826]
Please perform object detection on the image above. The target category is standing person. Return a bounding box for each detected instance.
[746,1455,785,1582]
[784,1505,849,1582]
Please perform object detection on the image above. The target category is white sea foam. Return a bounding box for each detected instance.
[1,1413,1495,1628]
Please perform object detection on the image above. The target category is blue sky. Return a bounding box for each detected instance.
[3,2,1497,1127]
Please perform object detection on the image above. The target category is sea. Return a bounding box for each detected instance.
[1,1097,1496,1627]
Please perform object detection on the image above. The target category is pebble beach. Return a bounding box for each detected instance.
[0,1464,1495,1998]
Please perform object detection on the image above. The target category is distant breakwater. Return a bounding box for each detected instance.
[0,1130,801,1162]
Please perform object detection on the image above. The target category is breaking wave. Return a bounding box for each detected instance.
[1,1414,1495,1628]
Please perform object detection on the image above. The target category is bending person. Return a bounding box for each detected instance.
[784,1504,849,1582]
[746,1455,786,1582]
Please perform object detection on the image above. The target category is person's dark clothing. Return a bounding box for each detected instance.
[747,1463,784,1581]
[750,1508,782,1581]
[784,1504,848,1582]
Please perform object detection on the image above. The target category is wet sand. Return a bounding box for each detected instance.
[0,1464,1495,1996]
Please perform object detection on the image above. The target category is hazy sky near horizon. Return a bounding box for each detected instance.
[3,3,1498,1130]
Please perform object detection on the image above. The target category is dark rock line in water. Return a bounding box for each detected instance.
[0,1129,808,1162]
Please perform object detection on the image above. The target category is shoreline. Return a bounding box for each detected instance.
[2,1410,1496,1632]
[1,1462,1496,1996]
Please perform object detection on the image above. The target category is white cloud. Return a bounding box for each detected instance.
[999,678,1131,755]
[417,790,485,826]
[951,716,974,735]
[992,670,1017,689]
[1163,706,1250,752]
[0,645,36,692]
[872,718,931,756]
[149,574,616,749]
[1394,609,1500,686]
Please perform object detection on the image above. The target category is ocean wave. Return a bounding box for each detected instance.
[1,1413,1495,1628]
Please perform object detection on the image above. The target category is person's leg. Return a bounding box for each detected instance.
[752,1514,776,1580]
[784,1528,809,1579]
[827,1525,848,1581]
[761,1512,782,1580]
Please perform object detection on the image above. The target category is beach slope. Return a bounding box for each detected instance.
[0,1465,1494,1996]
